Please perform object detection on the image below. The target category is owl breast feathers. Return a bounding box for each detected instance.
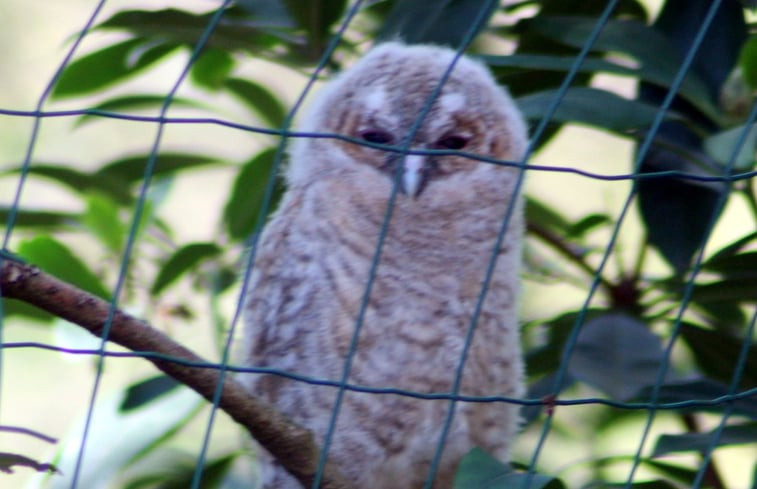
[242,41,528,488]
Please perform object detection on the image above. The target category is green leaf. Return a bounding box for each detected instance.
[701,250,757,280]
[524,17,716,109]
[6,165,132,204]
[97,8,290,53]
[151,242,222,295]
[377,0,497,47]
[96,153,223,184]
[224,78,287,127]
[525,197,571,232]
[703,123,757,170]
[53,38,144,98]
[190,47,235,89]
[223,148,285,240]
[453,447,509,489]
[566,213,611,238]
[739,35,757,89]
[83,193,125,254]
[120,375,182,412]
[0,208,75,228]
[486,53,719,122]
[652,422,757,457]
[634,379,757,418]
[44,386,201,489]
[16,236,110,300]
[74,95,206,126]
[679,323,757,387]
[283,0,347,52]
[453,448,564,489]
[691,277,757,304]
[517,87,667,132]
[568,313,665,400]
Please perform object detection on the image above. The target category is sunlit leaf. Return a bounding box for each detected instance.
[190,48,235,89]
[17,236,110,300]
[83,193,125,254]
[53,39,148,98]
[223,148,285,240]
[121,375,182,412]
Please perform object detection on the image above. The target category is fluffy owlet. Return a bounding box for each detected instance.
[242,42,528,488]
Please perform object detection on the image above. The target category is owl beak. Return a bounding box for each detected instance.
[401,155,427,198]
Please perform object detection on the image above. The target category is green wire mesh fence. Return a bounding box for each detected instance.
[1,1,756,488]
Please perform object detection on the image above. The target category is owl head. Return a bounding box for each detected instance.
[287,42,528,209]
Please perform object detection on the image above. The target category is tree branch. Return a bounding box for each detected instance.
[0,258,351,489]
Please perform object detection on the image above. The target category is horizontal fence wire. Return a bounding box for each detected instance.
[1,1,755,489]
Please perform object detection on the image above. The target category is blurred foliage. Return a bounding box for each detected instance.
[2,0,756,488]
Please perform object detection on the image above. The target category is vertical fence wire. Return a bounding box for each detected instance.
[0,1,754,488]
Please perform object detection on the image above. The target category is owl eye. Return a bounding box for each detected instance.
[359,129,394,145]
[435,134,469,150]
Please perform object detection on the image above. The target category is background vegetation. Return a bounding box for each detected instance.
[1,0,756,488]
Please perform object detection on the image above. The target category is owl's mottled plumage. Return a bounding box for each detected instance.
[242,42,528,488]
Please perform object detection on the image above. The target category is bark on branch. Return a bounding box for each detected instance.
[0,258,351,489]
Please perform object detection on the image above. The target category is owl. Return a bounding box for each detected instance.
[242,41,528,488]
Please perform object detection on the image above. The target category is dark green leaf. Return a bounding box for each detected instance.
[704,231,757,263]
[691,277,757,304]
[236,0,294,27]
[224,78,287,127]
[377,0,497,47]
[701,250,757,280]
[223,148,285,240]
[652,422,757,457]
[679,323,757,387]
[517,87,668,131]
[652,0,747,98]
[74,95,205,126]
[525,197,571,232]
[566,213,611,238]
[122,451,238,489]
[0,208,75,228]
[151,242,222,295]
[634,379,757,418]
[121,375,182,412]
[453,448,565,489]
[96,153,223,184]
[638,125,726,274]
[568,313,665,400]
[17,236,110,299]
[83,193,125,254]
[190,48,235,89]
[6,165,132,204]
[602,481,680,489]
[486,53,719,122]
[283,0,347,54]
[53,38,145,98]
[98,8,291,53]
